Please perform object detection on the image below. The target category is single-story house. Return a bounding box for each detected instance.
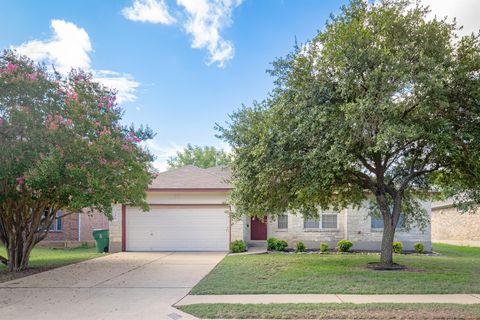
[432,199,480,247]
[109,165,431,252]
[42,210,109,246]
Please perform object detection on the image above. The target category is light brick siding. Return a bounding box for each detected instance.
[432,206,480,247]
[244,201,431,251]
[266,212,347,249]
[231,219,244,241]
[345,202,431,251]
[109,204,123,253]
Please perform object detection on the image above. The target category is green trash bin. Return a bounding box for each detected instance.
[92,229,109,253]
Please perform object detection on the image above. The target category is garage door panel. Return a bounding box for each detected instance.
[126,206,229,251]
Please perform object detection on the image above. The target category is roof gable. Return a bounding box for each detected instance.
[150,165,232,190]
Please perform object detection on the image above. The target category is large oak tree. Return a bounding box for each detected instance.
[0,51,156,271]
[218,0,480,265]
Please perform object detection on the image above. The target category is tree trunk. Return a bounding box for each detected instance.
[5,231,36,272]
[380,223,395,265]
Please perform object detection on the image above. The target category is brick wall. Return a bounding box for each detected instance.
[79,211,110,242]
[43,212,79,242]
[109,204,123,252]
[432,206,480,247]
[266,212,347,249]
[345,201,432,251]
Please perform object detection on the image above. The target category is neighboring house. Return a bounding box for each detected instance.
[109,165,431,252]
[431,199,480,247]
[42,210,109,245]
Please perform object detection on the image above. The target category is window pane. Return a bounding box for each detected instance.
[304,218,319,229]
[278,215,288,229]
[371,215,383,229]
[322,214,337,229]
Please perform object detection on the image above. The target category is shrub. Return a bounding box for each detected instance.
[230,240,247,253]
[414,242,425,254]
[392,241,403,254]
[320,243,329,253]
[267,238,278,251]
[296,241,307,252]
[276,240,288,251]
[337,239,353,252]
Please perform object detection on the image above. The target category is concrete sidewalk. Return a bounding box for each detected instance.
[176,294,480,306]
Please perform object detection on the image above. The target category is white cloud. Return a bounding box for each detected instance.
[421,0,480,36]
[145,140,185,172]
[94,70,140,103]
[122,0,242,67]
[15,19,92,74]
[13,19,140,103]
[122,0,176,25]
[177,0,242,67]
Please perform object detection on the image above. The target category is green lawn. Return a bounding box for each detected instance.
[191,243,480,294]
[178,303,480,319]
[0,246,102,283]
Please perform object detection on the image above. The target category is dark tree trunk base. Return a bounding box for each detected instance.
[366,262,406,271]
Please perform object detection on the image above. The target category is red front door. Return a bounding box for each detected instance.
[250,217,267,240]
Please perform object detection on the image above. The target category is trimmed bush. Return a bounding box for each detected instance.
[414,242,425,254]
[337,239,353,252]
[267,238,278,251]
[295,241,307,252]
[320,243,329,253]
[392,241,403,254]
[276,239,288,251]
[230,240,247,253]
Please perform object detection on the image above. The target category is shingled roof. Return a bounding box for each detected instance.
[149,165,232,190]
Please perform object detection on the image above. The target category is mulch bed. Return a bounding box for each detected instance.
[0,266,56,283]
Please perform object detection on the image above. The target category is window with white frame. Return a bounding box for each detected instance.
[321,213,338,229]
[277,214,288,229]
[304,212,338,230]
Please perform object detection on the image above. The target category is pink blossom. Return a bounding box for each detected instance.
[99,159,108,165]
[65,118,73,126]
[6,62,17,73]
[99,127,111,136]
[16,176,25,185]
[0,117,4,126]
[122,144,130,151]
[28,72,38,81]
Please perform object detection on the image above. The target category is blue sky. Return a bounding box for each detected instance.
[1,0,478,170]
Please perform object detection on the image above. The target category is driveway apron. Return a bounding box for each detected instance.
[0,252,226,320]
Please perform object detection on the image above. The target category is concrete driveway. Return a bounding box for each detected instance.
[0,252,226,320]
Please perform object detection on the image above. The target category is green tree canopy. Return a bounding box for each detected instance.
[167,144,231,169]
[218,0,480,265]
[0,51,156,271]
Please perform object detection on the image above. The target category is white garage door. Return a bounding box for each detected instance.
[126,206,229,251]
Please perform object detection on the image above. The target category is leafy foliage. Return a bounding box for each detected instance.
[167,144,231,169]
[320,243,329,253]
[392,241,403,254]
[414,242,425,254]
[230,240,247,253]
[337,240,354,252]
[295,241,307,252]
[218,0,480,264]
[0,50,156,271]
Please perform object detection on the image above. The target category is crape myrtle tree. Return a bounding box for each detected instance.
[167,144,231,169]
[218,0,480,265]
[0,51,156,271]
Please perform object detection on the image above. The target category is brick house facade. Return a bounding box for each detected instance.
[432,200,480,247]
[42,210,109,245]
